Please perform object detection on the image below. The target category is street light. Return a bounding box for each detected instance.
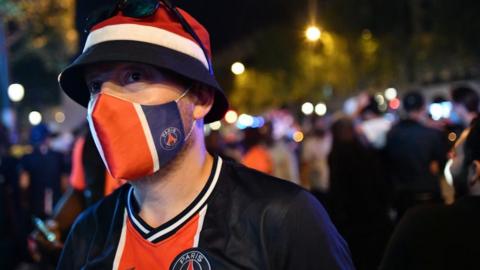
[315,103,327,116]
[224,110,238,124]
[237,114,253,129]
[301,102,314,115]
[209,121,222,131]
[385,88,397,100]
[8,83,25,102]
[29,111,42,125]
[231,62,245,75]
[305,25,321,42]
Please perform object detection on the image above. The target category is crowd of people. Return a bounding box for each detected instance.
[0,83,478,270]
[206,85,479,270]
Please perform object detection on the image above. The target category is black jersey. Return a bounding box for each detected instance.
[57,156,354,269]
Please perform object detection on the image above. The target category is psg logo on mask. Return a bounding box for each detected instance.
[160,127,182,150]
[170,248,212,270]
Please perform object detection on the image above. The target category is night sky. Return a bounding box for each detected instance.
[75,0,305,54]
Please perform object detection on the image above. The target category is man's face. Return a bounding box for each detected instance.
[84,62,196,179]
[84,62,188,105]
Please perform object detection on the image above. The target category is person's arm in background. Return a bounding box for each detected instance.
[29,137,87,263]
[53,135,88,236]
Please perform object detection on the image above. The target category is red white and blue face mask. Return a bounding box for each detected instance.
[87,89,195,180]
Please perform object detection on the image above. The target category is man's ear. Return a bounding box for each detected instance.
[190,86,214,120]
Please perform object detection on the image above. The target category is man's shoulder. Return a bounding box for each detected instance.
[218,159,319,217]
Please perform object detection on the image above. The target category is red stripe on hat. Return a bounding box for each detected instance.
[90,6,211,58]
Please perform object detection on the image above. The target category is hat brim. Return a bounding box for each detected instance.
[59,40,228,123]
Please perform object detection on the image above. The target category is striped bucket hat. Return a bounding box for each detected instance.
[58,0,228,123]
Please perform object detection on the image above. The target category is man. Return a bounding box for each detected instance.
[451,85,479,127]
[20,124,68,219]
[380,117,480,270]
[358,95,392,150]
[56,1,354,269]
[385,91,448,221]
[450,85,479,196]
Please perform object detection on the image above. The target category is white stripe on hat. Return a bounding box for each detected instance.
[84,24,209,69]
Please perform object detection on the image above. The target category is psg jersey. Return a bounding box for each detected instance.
[57,156,354,269]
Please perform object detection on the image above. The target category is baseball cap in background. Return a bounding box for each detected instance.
[402,91,425,112]
[58,0,228,123]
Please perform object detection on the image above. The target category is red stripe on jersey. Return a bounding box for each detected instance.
[118,212,201,270]
[91,94,154,179]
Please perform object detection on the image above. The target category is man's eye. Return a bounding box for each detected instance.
[125,72,142,84]
[88,81,102,94]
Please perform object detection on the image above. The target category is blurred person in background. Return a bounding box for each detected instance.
[241,127,273,174]
[19,124,68,220]
[264,121,300,185]
[451,84,479,127]
[29,126,124,266]
[385,91,448,221]
[450,85,479,197]
[301,124,331,202]
[0,124,25,269]
[380,117,480,270]
[328,116,392,270]
[357,95,392,150]
[205,130,226,157]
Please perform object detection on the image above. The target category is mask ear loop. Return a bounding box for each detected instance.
[184,119,196,142]
[175,86,191,102]
[175,85,196,142]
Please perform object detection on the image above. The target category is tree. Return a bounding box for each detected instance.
[3,0,77,109]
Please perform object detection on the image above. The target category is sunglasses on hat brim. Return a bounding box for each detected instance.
[84,0,213,75]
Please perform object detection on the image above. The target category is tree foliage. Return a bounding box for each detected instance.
[226,0,480,113]
[2,0,77,107]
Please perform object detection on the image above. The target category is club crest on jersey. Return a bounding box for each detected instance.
[160,127,182,150]
[170,248,211,270]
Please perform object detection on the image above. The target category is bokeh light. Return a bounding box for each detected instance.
[301,102,314,115]
[315,103,327,116]
[225,110,238,124]
[8,83,25,102]
[29,111,42,125]
[305,26,321,42]
[385,88,398,100]
[231,62,245,75]
[209,121,222,131]
[293,131,304,142]
[55,111,66,123]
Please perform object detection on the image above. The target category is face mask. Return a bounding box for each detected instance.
[87,89,195,180]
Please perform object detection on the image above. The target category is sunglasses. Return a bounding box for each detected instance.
[84,0,213,74]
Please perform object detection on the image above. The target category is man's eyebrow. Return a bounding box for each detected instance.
[84,64,119,81]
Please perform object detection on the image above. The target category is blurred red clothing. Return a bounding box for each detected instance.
[69,136,124,196]
[241,145,273,174]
